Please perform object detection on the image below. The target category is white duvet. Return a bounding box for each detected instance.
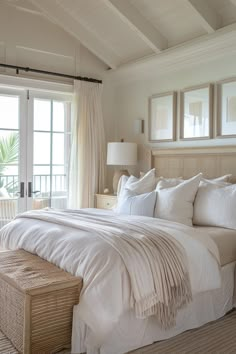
[0,208,221,349]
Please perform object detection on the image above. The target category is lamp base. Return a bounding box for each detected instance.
[113,169,129,195]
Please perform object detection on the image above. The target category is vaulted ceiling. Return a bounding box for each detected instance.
[3,0,236,71]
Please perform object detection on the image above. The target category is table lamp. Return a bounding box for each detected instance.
[107,141,137,194]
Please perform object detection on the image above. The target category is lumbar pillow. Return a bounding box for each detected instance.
[126,169,156,194]
[193,181,236,229]
[155,173,202,226]
[116,189,156,217]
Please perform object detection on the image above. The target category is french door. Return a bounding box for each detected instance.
[0,87,72,227]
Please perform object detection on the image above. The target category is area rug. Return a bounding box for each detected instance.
[128,310,236,353]
[0,311,235,354]
[0,331,18,354]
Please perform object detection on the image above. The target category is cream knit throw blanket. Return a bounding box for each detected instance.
[16,209,192,329]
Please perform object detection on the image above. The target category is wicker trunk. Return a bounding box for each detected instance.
[0,250,83,354]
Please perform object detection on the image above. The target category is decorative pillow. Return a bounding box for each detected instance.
[117,175,129,196]
[202,174,232,183]
[126,169,156,194]
[193,181,236,229]
[156,175,232,191]
[155,173,202,226]
[116,190,156,217]
[156,177,184,190]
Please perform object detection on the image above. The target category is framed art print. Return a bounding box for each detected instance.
[149,91,177,142]
[180,84,213,140]
[217,78,236,137]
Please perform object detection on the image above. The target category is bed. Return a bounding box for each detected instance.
[0,146,236,354]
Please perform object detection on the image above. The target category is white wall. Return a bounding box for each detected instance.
[102,52,236,183]
[3,3,236,188]
[0,2,107,81]
[106,53,236,148]
[0,2,115,188]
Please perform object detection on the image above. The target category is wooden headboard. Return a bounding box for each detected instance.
[150,146,236,182]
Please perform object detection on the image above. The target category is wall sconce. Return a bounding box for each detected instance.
[134,119,144,134]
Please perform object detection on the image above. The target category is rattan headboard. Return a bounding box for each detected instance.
[150,146,236,182]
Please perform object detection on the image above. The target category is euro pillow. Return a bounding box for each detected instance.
[116,190,156,217]
[202,174,232,183]
[156,177,184,190]
[156,174,231,191]
[155,173,202,226]
[117,175,129,196]
[193,182,236,229]
[126,169,156,194]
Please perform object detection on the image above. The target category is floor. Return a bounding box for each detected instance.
[0,310,236,354]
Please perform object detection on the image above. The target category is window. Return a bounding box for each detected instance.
[0,86,72,226]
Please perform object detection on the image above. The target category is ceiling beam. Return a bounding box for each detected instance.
[186,0,221,33]
[28,0,120,69]
[104,0,167,53]
[106,23,236,84]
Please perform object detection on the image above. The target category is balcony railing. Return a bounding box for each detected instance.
[0,174,67,195]
[0,174,68,228]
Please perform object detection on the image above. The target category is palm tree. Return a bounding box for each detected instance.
[0,133,19,190]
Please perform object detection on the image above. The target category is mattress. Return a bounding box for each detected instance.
[194,226,236,266]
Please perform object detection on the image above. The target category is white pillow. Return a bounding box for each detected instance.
[202,174,232,183]
[126,169,156,194]
[156,177,184,190]
[155,173,202,226]
[116,190,156,217]
[193,181,236,229]
[117,175,129,196]
[156,175,231,191]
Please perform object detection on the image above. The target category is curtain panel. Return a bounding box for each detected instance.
[69,81,106,208]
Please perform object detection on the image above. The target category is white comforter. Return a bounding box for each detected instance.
[0,208,221,349]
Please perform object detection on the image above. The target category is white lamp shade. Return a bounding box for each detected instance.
[107,142,137,166]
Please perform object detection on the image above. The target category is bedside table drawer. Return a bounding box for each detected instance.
[95,195,117,210]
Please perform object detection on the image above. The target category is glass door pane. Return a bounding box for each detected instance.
[0,92,23,227]
[29,95,71,211]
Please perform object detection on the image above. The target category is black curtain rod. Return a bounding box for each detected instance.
[0,63,102,84]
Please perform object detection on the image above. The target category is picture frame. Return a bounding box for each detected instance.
[148,91,177,142]
[217,78,236,137]
[180,83,213,140]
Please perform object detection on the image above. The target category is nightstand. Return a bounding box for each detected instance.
[95,194,117,210]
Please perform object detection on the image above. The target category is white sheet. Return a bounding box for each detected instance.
[0,208,221,350]
[194,226,236,266]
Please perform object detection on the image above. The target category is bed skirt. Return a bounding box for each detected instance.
[72,261,235,354]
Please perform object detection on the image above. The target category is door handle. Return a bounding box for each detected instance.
[16,182,24,198]
[28,182,40,198]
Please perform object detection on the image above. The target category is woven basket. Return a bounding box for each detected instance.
[0,250,82,354]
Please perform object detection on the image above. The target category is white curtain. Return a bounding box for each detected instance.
[69,80,106,208]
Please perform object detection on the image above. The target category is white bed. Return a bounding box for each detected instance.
[0,208,235,354]
[70,219,236,354]
[0,146,236,354]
